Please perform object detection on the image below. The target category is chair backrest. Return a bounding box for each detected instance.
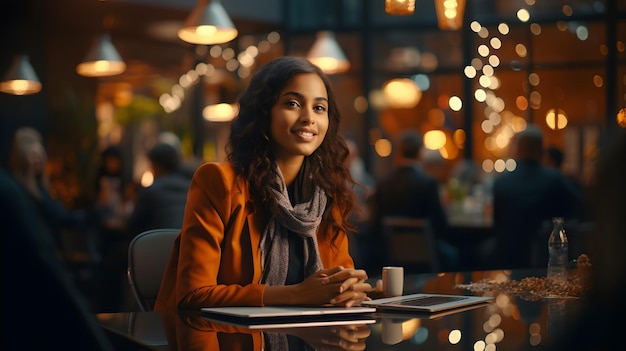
[127,228,179,311]
[381,217,441,273]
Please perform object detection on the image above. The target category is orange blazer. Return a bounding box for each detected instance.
[154,162,355,311]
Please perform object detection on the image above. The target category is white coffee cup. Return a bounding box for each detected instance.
[382,266,404,297]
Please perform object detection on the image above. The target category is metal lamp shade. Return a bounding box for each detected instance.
[178,0,238,45]
[76,34,126,77]
[0,54,42,95]
[306,31,350,75]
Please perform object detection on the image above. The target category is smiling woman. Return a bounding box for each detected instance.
[153,56,374,311]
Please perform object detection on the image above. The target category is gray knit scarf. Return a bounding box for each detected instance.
[259,163,327,286]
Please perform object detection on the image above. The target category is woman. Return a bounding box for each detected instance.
[155,56,372,310]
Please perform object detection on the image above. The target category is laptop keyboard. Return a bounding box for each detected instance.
[393,295,466,307]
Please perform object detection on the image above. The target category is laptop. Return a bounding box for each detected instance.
[200,306,377,329]
[362,293,493,313]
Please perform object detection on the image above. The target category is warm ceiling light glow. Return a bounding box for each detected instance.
[0,54,42,95]
[530,91,542,108]
[498,23,510,35]
[178,0,238,45]
[562,5,574,16]
[375,138,393,157]
[490,37,502,49]
[517,8,531,22]
[385,0,416,15]
[515,44,528,57]
[528,73,540,86]
[478,74,491,88]
[76,34,126,77]
[546,108,568,130]
[424,130,447,150]
[482,120,494,133]
[530,23,542,35]
[203,103,238,122]
[516,96,529,110]
[382,78,422,108]
[453,129,466,147]
[470,21,481,33]
[306,31,350,74]
[449,96,463,111]
[141,171,154,188]
[494,159,506,172]
[505,159,517,171]
[489,55,500,67]
[482,159,494,173]
[464,65,477,78]
[475,89,487,102]
[435,0,466,30]
[449,329,462,344]
[512,116,527,132]
[482,65,494,76]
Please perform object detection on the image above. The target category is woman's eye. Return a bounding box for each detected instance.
[286,100,301,108]
[314,105,327,112]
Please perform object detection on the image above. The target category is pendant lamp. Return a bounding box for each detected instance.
[178,0,238,45]
[76,34,126,77]
[0,54,42,95]
[385,0,416,16]
[434,0,466,30]
[306,31,350,75]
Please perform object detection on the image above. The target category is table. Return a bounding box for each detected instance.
[96,269,586,351]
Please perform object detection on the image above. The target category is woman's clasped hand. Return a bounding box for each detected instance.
[294,266,372,307]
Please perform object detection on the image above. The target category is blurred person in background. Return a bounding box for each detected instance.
[8,126,91,256]
[492,125,583,269]
[94,145,133,234]
[371,130,458,272]
[93,145,135,312]
[543,145,564,170]
[157,131,199,179]
[126,141,191,235]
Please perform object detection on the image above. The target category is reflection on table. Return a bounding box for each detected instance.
[97,269,586,351]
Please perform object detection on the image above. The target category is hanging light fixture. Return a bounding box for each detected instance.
[0,54,42,95]
[76,33,126,77]
[385,0,416,16]
[178,0,238,45]
[306,31,350,75]
[434,0,466,30]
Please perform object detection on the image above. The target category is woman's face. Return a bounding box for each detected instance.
[270,73,329,163]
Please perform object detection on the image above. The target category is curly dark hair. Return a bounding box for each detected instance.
[226,56,356,242]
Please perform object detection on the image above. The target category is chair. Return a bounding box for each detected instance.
[127,228,179,311]
[381,217,441,273]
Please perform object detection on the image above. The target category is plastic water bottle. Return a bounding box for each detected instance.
[547,217,569,281]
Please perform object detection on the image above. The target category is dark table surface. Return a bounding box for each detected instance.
[96,268,587,351]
